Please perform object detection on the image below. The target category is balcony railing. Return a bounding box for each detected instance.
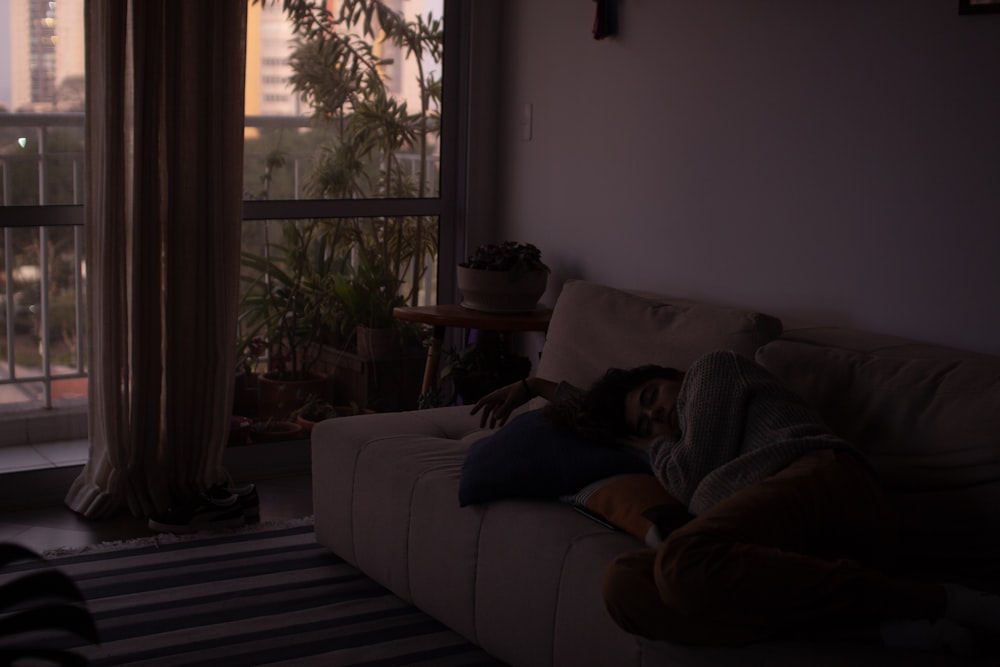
[0,112,440,416]
[0,113,86,412]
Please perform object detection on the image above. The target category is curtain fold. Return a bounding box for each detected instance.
[67,0,248,519]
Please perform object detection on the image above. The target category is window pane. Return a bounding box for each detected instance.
[1,0,86,207]
[237,215,437,411]
[0,1,87,419]
[244,0,444,201]
[239,215,439,340]
[0,224,85,396]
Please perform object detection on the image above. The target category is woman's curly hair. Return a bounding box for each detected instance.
[544,364,684,443]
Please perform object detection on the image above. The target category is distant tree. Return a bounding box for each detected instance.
[56,76,86,112]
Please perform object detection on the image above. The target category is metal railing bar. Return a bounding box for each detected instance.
[243,197,444,220]
[0,112,446,413]
[0,205,83,228]
[0,112,83,127]
[39,226,51,408]
[73,225,85,375]
[0,372,87,385]
[3,228,15,378]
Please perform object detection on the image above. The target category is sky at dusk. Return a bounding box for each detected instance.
[0,0,447,112]
[0,0,10,109]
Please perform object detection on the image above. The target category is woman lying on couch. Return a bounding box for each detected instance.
[471,350,999,656]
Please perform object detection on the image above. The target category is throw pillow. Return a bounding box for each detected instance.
[458,409,651,506]
[564,474,688,546]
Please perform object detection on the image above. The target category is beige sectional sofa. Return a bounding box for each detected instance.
[311,279,999,666]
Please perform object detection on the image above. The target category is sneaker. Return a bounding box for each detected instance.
[148,486,245,534]
[227,482,260,524]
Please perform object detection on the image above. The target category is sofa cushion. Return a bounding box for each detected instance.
[459,409,650,506]
[311,408,484,572]
[536,280,783,391]
[754,327,1000,491]
[756,327,1000,590]
[473,500,644,667]
[564,473,684,546]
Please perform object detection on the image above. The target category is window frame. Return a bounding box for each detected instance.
[0,0,473,411]
[0,0,470,293]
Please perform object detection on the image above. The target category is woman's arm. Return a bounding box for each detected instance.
[470,376,560,429]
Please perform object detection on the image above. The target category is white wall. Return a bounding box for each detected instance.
[491,0,1000,355]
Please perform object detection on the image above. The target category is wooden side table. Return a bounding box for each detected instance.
[393,304,553,396]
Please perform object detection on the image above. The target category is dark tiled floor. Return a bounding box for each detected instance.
[0,472,313,555]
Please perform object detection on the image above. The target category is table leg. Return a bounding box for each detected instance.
[421,325,446,395]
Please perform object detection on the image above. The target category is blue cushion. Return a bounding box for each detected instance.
[458,409,651,506]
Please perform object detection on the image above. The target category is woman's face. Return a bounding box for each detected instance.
[624,377,682,443]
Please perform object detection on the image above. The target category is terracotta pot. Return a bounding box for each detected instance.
[256,372,328,420]
[456,266,547,313]
[296,415,319,432]
[232,371,258,416]
[229,416,252,447]
[356,325,395,360]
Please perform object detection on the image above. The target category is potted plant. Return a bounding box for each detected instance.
[457,241,550,312]
[233,335,267,417]
[311,253,428,414]
[290,394,372,431]
[438,333,532,405]
[229,415,253,447]
[239,220,341,419]
[332,257,408,360]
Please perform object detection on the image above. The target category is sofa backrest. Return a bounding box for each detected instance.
[756,327,1000,587]
[536,280,784,391]
[755,326,1000,492]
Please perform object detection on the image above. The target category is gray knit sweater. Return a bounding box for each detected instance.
[650,350,858,515]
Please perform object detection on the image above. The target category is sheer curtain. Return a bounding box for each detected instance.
[66,0,248,518]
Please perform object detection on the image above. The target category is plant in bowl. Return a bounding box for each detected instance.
[457,242,550,313]
[459,241,549,275]
[290,393,340,426]
[248,417,304,443]
[291,394,370,431]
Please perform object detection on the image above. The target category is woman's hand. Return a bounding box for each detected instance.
[470,379,533,429]
[470,376,560,429]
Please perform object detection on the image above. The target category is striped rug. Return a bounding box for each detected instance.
[8,522,507,666]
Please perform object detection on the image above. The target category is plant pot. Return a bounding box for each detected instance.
[233,371,258,416]
[256,372,328,420]
[310,343,427,412]
[248,420,304,443]
[356,325,396,361]
[456,266,547,313]
[229,416,252,447]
